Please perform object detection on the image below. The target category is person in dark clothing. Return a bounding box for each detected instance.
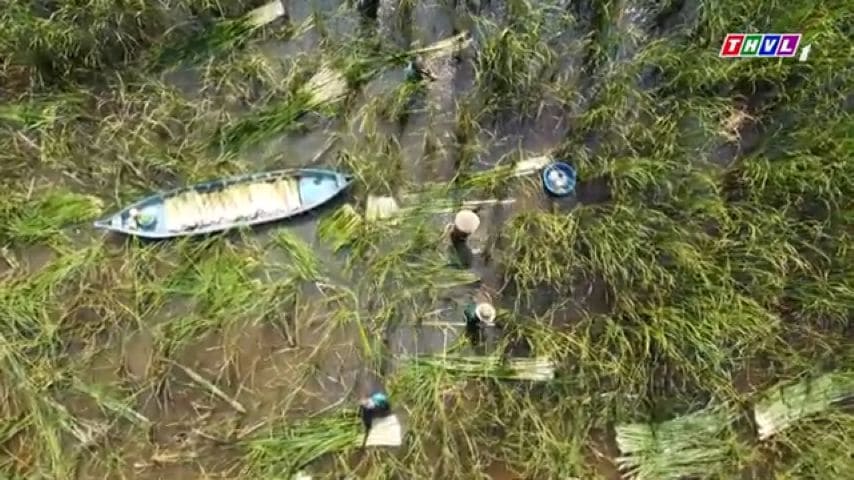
[359,392,391,447]
[356,0,379,20]
[448,209,480,268]
[403,56,437,82]
[463,302,496,346]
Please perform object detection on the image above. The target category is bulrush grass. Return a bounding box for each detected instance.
[153,0,290,68]
[0,0,851,478]
[0,190,103,245]
[244,410,363,477]
[218,31,471,153]
[615,406,746,480]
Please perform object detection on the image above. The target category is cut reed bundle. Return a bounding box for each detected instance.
[244,411,361,475]
[300,31,471,109]
[302,63,350,108]
[410,32,473,60]
[753,372,854,440]
[244,409,401,476]
[615,407,736,480]
[317,204,365,252]
[407,355,555,381]
[245,0,288,28]
[461,154,553,190]
[361,414,403,447]
[365,195,402,221]
[395,196,516,216]
[511,155,553,177]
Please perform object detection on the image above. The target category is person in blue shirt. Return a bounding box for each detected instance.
[359,391,391,447]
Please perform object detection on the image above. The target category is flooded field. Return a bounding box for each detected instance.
[1,0,852,479]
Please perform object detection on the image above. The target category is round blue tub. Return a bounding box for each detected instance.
[542,161,577,197]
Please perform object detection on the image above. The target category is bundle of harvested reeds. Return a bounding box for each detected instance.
[361,414,403,447]
[616,409,732,480]
[244,409,402,476]
[317,204,365,252]
[753,372,854,440]
[615,407,736,480]
[302,63,350,108]
[245,0,287,28]
[365,195,401,221]
[244,412,361,475]
[408,355,555,381]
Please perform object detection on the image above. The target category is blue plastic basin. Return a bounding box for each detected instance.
[542,161,577,197]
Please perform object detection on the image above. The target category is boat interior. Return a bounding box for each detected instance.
[161,176,303,232]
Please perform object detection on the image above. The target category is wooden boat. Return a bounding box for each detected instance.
[94,169,353,239]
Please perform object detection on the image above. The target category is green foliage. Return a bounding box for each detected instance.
[0,191,103,244]
[244,411,361,476]
[615,407,743,480]
[0,0,850,478]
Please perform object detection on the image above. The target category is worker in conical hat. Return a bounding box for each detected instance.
[454,209,480,235]
[463,301,496,345]
[475,303,496,325]
[450,208,480,244]
[447,209,481,268]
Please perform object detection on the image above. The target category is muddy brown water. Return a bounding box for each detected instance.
[4,0,726,478]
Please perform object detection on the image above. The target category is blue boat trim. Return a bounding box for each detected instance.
[542,162,577,197]
[93,168,353,239]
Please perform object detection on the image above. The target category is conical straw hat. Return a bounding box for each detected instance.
[475,303,496,325]
[454,209,480,234]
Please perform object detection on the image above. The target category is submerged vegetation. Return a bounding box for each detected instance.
[0,0,851,478]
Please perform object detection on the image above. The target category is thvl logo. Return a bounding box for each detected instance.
[720,33,808,59]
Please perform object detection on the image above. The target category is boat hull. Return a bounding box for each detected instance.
[94,169,352,239]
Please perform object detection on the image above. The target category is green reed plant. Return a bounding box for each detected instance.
[485,391,595,479]
[243,409,364,477]
[472,0,562,111]
[154,0,291,68]
[271,230,323,282]
[615,406,744,480]
[0,0,851,477]
[498,210,580,291]
[0,245,103,478]
[772,410,854,479]
[0,94,85,130]
[0,190,103,245]
[0,1,173,86]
